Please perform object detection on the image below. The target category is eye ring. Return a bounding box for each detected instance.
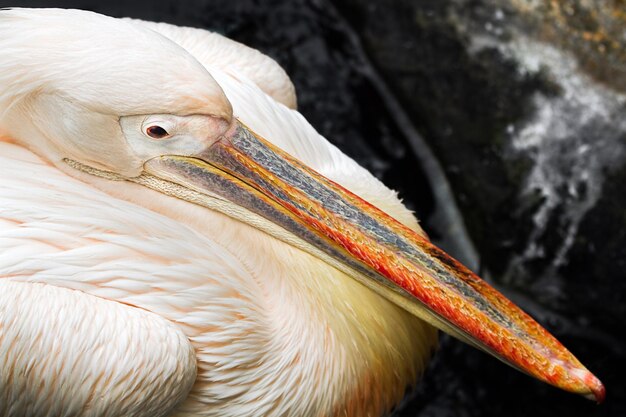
[145,125,170,139]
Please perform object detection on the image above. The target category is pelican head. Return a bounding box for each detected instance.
[0,8,232,178]
[0,7,604,412]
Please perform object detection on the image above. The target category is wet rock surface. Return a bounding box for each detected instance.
[5,0,625,416]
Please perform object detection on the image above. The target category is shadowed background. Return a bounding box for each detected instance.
[2,1,625,416]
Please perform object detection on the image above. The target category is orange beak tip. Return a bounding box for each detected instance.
[569,367,605,403]
[587,374,606,404]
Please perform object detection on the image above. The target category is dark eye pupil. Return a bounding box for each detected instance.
[146,125,169,139]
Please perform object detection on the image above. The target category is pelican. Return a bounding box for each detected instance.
[0,8,604,417]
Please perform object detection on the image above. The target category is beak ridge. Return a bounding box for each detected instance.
[143,120,604,402]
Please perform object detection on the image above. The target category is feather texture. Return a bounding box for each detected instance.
[0,8,437,417]
[0,280,196,417]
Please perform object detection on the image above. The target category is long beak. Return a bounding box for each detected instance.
[143,120,604,402]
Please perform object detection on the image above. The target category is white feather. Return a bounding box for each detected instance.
[0,280,196,417]
[0,8,436,417]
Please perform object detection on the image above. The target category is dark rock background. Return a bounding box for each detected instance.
[4,0,625,416]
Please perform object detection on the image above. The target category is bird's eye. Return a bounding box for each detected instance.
[146,125,170,139]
